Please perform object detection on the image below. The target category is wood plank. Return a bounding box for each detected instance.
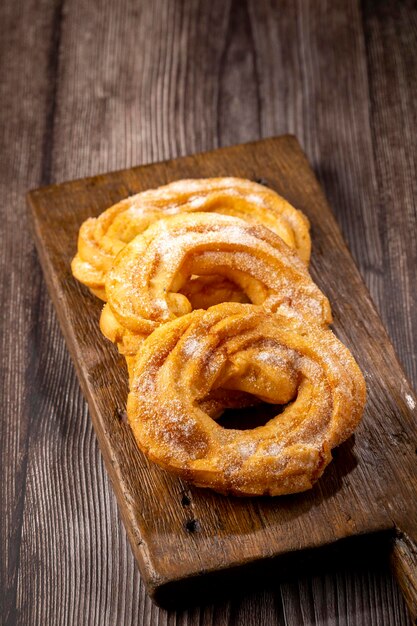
[362,0,417,385]
[362,4,417,618]
[0,1,62,624]
[27,136,417,611]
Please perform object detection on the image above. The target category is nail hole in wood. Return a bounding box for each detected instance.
[181,493,191,507]
[116,408,128,424]
[185,519,199,533]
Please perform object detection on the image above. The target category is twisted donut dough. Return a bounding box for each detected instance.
[127,303,366,496]
[71,177,311,300]
[100,213,331,356]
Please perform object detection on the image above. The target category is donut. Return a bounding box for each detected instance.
[71,177,311,300]
[100,212,331,356]
[127,302,366,496]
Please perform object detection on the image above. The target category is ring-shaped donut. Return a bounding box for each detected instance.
[127,302,366,496]
[101,212,331,356]
[71,177,311,300]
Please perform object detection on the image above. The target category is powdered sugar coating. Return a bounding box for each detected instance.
[127,303,366,497]
[71,177,311,299]
[102,213,331,354]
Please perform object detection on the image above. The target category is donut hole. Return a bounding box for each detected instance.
[178,274,250,310]
[171,253,270,312]
[217,401,286,430]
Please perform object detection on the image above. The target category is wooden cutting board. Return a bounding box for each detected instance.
[27,136,417,616]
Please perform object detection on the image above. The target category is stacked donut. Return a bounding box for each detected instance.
[72,178,366,496]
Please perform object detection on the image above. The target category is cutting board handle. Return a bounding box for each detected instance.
[391,530,417,622]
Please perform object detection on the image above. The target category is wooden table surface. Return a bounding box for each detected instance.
[1,1,415,624]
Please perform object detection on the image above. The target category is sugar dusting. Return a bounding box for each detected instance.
[182,336,201,358]
[263,442,283,456]
[79,177,312,308]
[127,295,366,495]
[239,442,257,459]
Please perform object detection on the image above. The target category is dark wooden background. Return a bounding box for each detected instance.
[1,0,416,624]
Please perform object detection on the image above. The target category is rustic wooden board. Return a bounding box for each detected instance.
[27,135,417,613]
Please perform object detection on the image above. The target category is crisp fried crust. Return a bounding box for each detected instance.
[127,303,366,497]
[71,177,311,299]
[101,212,331,356]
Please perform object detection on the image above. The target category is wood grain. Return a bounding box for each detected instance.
[2,0,416,623]
[362,0,417,384]
[0,1,62,624]
[28,135,417,612]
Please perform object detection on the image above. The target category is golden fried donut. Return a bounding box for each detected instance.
[100,213,331,356]
[71,177,311,299]
[127,302,366,496]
